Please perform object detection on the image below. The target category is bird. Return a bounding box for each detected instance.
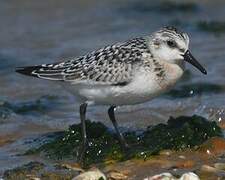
[16,26,207,162]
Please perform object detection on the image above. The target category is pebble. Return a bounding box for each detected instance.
[201,165,219,173]
[214,162,225,170]
[159,150,173,156]
[72,168,106,180]
[144,172,174,180]
[179,172,200,180]
[178,155,186,159]
[201,164,225,176]
[60,163,84,172]
[26,175,41,180]
[107,170,128,180]
[144,172,200,180]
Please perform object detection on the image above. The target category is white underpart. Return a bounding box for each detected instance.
[64,57,184,106]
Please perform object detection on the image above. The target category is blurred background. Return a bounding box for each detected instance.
[0,0,225,175]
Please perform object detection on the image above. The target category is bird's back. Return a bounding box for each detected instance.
[16,37,151,86]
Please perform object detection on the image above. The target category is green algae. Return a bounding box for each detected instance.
[143,115,222,152]
[25,115,222,166]
[166,83,225,98]
[0,95,59,116]
[3,161,76,180]
[3,162,45,180]
[125,1,199,14]
[0,100,11,119]
[25,120,124,165]
[158,1,199,13]
[197,21,225,34]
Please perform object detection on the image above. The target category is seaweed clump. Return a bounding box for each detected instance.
[197,21,225,34]
[26,120,124,165]
[165,83,225,98]
[0,95,59,118]
[142,115,222,155]
[3,161,76,180]
[3,162,45,180]
[131,1,198,13]
[158,1,199,13]
[25,115,222,166]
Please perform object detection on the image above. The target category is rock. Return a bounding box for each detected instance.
[201,165,217,173]
[214,162,225,170]
[107,170,129,180]
[144,172,175,180]
[179,172,200,180]
[72,168,106,180]
[198,137,225,155]
[144,172,200,180]
[25,174,41,180]
[159,150,173,156]
[200,165,225,174]
[59,163,84,172]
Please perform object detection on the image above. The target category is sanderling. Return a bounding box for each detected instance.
[16,26,207,162]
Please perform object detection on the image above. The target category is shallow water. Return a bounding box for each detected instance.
[1,0,225,175]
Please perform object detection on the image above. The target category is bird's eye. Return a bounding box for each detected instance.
[167,40,176,48]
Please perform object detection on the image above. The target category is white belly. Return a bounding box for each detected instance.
[65,65,183,106]
[79,73,161,105]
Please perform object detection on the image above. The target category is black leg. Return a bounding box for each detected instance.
[78,103,88,163]
[108,106,129,150]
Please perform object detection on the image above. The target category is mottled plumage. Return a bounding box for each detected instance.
[17,37,150,86]
[16,27,207,160]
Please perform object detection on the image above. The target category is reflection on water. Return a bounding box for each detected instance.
[0,0,225,175]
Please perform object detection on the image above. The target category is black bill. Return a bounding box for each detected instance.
[183,50,207,75]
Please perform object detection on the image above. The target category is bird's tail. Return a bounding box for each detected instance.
[16,66,42,78]
[15,64,65,81]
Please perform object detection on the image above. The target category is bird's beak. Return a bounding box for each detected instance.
[183,50,207,75]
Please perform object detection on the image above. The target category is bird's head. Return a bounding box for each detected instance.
[149,26,207,74]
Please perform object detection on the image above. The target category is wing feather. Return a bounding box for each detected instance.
[16,37,150,85]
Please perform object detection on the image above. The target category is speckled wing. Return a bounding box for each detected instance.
[16,37,149,85]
